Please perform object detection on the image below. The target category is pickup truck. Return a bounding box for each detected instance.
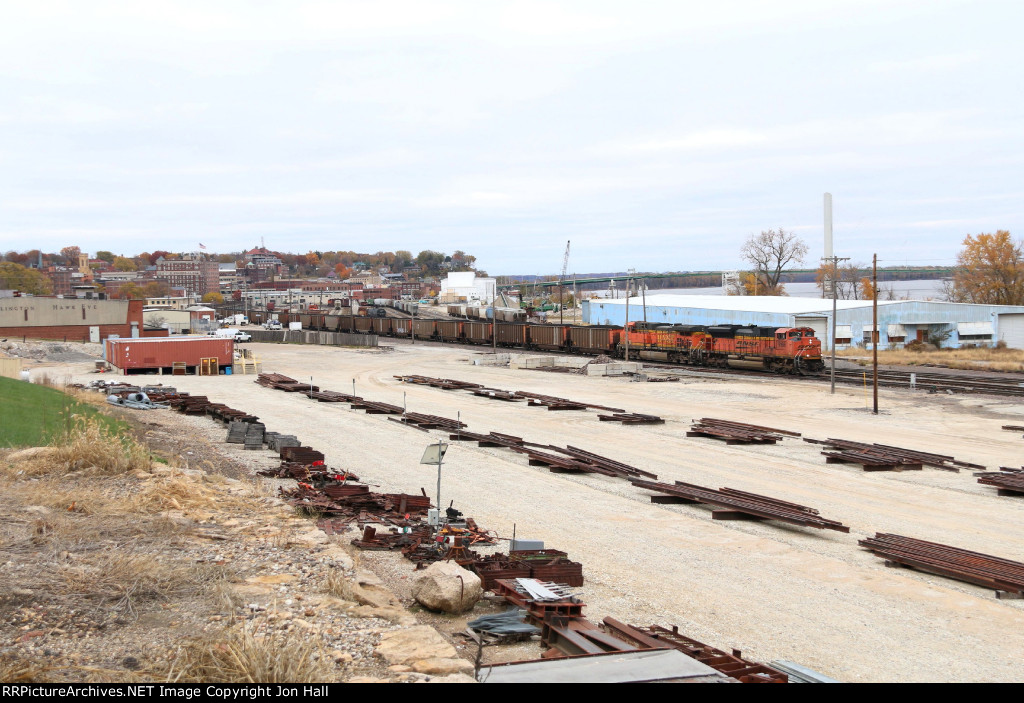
[209,329,251,342]
[263,320,282,330]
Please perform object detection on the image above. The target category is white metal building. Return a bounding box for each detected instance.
[581,295,1024,349]
[440,272,496,304]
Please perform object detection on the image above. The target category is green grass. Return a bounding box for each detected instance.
[0,377,127,448]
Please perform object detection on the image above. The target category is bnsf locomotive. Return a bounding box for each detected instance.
[248,312,825,374]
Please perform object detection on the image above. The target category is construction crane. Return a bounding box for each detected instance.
[559,240,570,325]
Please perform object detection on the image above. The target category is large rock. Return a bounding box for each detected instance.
[411,561,482,614]
[375,626,457,665]
[339,569,400,609]
[412,658,475,676]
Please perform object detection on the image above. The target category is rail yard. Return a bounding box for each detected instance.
[56,339,1024,682]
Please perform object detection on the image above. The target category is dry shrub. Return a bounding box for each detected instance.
[56,550,220,615]
[838,345,1024,372]
[2,476,118,516]
[320,570,349,598]
[130,470,266,514]
[47,417,151,477]
[163,621,332,683]
[0,654,53,683]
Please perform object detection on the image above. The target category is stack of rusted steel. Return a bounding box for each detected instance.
[631,479,849,532]
[687,418,799,444]
[977,467,1024,496]
[805,437,983,472]
[859,533,1024,596]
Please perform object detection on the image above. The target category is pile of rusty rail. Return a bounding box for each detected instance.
[389,412,467,432]
[598,412,665,425]
[394,375,483,390]
[305,389,358,403]
[447,430,657,480]
[804,437,983,472]
[687,418,799,444]
[350,524,434,551]
[976,467,1024,497]
[603,620,788,683]
[515,391,624,413]
[280,445,325,464]
[1002,424,1024,432]
[859,533,1024,596]
[255,372,322,394]
[166,395,259,423]
[631,479,849,532]
[471,388,521,401]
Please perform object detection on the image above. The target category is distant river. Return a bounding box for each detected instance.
[590,279,947,300]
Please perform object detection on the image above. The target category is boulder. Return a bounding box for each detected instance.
[412,658,475,676]
[338,569,400,609]
[375,626,457,665]
[410,561,482,614]
[7,447,56,463]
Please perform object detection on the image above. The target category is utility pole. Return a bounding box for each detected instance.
[821,255,850,394]
[873,253,878,415]
[624,278,631,361]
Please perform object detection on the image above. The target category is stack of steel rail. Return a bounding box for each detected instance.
[859,533,1024,596]
[597,412,665,424]
[514,390,624,413]
[631,479,849,532]
[388,412,467,432]
[687,418,799,444]
[603,620,788,683]
[393,375,483,390]
[976,467,1024,497]
[255,372,299,388]
[447,430,657,480]
[804,437,983,472]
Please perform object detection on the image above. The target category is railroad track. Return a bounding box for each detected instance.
[643,362,1024,397]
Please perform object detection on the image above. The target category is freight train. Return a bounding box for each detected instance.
[247,312,825,374]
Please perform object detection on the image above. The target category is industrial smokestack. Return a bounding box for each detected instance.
[823,192,833,260]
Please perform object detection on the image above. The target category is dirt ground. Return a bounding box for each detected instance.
[45,340,1024,683]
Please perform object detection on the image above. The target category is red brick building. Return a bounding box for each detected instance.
[154,256,219,297]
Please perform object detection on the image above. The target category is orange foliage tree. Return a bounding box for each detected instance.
[947,231,1024,305]
[740,228,807,295]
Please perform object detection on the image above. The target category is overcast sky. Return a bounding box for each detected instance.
[1,1,1021,274]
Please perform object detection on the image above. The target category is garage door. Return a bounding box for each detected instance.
[795,316,829,345]
[998,314,1024,349]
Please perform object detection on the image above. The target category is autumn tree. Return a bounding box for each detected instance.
[60,245,81,265]
[815,261,869,299]
[0,262,52,295]
[113,256,137,271]
[740,228,808,295]
[202,292,225,305]
[945,231,1024,305]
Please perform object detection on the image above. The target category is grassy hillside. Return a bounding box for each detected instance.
[0,377,126,448]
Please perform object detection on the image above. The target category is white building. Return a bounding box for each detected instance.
[440,272,496,304]
[582,294,1024,349]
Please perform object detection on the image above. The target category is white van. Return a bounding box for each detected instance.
[209,328,252,342]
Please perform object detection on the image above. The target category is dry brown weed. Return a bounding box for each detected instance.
[162,620,333,683]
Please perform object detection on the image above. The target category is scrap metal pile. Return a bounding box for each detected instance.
[486,577,784,681]
[804,438,983,472]
[687,418,800,444]
[473,550,584,590]
[976,467,1024,497]
[630,479,850,532]
[859,533,1024,597]
[603,620,789,683]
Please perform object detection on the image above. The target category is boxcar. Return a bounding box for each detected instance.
[354,317,374,333]
[464,321,492,345]
[529,324,567,351]
[436,320,463,342]
[495,322,528,347]
[371,317,393,336]
[412,319,437,339]
[567,326,620,355]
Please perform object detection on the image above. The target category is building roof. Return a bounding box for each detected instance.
[591,294,903,315]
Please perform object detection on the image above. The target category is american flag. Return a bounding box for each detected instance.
[198,243,207,250]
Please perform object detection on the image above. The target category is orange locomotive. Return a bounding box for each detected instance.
[620,322,825,374]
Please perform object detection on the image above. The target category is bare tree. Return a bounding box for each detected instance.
[740,228,809,295]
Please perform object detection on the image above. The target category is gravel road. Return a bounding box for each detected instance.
[55,340,1024,682]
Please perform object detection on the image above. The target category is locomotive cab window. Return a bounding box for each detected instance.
[789,330,801,339]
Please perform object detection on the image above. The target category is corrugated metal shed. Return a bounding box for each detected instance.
[582,295,1024,349]
[105,336,233,371]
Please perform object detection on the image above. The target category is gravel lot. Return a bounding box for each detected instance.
[52,340,1024,682]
